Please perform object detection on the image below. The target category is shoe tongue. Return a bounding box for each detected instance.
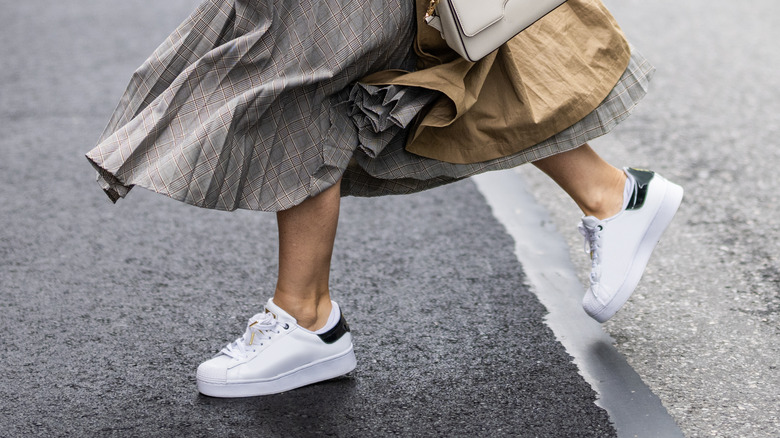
[581,216,602,229]
[264,298,297,323]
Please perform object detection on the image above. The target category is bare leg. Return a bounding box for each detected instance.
[273,180,342,331]
[533,144,626,219]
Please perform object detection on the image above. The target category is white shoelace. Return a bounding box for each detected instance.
[578,172,633,287]
[220,311,289,360]
[578,221,604,284]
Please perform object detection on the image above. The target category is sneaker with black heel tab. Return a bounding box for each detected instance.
[196,298,356,398]
[579,167,683,323]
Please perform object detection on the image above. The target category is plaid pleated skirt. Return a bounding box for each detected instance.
[86,0,654,212]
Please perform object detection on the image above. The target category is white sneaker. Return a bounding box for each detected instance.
[579,168,683,323]
[196,298,357,398]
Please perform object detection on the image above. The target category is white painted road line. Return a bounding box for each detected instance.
[473,169,684,438]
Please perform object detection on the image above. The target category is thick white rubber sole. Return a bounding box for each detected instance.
[584,179,684,323]
[197,346,357,398]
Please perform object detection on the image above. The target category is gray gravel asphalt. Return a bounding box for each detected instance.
[0,1,621,437]
[518,0,780,436]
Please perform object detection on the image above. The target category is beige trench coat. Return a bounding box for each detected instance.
[361,0,631,164]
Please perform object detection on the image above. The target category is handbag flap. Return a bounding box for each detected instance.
[447,0,506,37]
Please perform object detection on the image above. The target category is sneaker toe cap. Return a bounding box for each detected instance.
[582,285,611,322]
[197,355,232,384]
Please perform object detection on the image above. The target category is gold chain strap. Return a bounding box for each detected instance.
[424,0,440,19]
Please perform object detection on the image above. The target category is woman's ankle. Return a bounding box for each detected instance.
[271,290,333,331]
[580,169,627,219]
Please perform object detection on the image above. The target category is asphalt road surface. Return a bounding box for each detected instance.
[1,0,777,437]
[2,1,612,437]
[518,0,780,436]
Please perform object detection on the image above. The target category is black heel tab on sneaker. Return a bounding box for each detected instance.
[626,168,655,210]
[318,313,350,344]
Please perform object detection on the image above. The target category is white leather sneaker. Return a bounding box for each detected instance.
[197,298,356,397]
[579,168,683,323]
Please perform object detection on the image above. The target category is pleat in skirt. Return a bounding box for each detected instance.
[86,0,654,211]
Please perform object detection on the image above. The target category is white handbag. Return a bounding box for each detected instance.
[424,0,568,62]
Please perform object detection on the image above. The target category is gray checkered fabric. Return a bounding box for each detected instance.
[86,0,654,212]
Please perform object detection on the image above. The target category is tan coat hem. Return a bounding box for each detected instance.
[361,0,631,164]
